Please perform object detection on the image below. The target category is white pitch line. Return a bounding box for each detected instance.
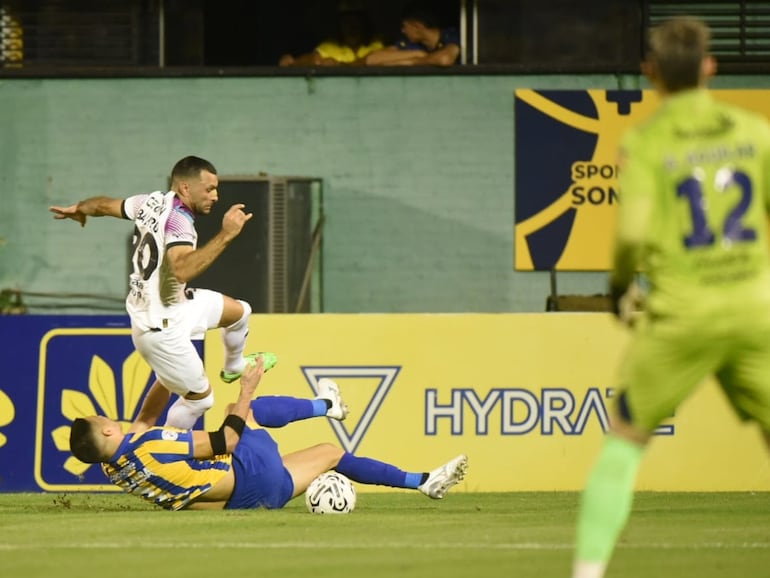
[0,542,767,551]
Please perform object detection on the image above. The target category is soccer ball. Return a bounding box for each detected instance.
[305,472,356,514]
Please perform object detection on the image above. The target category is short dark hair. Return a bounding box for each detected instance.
[170,156,217,182]
[401,1,440,29]
[69,418,104,464]
[647,17,710,92]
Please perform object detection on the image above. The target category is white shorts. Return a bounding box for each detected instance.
[131,288,224,396]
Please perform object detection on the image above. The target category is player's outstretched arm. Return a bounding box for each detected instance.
[191,356,264,458]
[49,196,124,227]
[129,380,172,434]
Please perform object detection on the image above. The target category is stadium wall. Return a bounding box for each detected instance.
[0,313,767,493]
[2,73,768,314]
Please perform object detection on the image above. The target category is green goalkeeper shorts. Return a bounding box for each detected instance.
[614,311,770,433]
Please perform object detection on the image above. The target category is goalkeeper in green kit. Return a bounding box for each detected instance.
[572,16,770,578]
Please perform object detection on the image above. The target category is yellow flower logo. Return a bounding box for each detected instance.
[0,389,15,447]
[51,350,153,476]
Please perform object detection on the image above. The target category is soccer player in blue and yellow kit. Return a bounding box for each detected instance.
[70,356,468,511]
[572,17,770,578]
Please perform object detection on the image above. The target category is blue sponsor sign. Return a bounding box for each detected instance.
[0,316,201,491]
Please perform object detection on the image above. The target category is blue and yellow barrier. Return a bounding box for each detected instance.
[0,314,767,492]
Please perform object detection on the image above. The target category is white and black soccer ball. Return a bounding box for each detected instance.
[305,472,356,514]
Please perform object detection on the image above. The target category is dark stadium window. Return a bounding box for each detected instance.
[6,1,765,73]
[164,0,461,67]
[3,0,161,68]
[475,0,642,70]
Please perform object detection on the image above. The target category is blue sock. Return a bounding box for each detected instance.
[250,396,326,428]
[404,472,424,489]
[335,452,423,488]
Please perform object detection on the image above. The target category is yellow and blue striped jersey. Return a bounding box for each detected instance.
[101,427,231,511]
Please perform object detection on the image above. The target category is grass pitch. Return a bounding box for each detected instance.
[0,492,768,578]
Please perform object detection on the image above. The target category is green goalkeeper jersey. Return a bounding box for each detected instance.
[616,88,770,319]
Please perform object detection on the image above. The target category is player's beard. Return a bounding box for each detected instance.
[194,202,214,215]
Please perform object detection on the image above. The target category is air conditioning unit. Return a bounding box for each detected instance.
[183,175,324,313]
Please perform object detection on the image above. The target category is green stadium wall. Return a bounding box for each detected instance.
[2,73,769,313]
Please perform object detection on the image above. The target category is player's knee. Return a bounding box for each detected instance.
[237,299,252,320]
[184,392,215,412]
[223,299,251,330]
[616,391,633,422]
[322,443,345,463]
[165,391,215,429]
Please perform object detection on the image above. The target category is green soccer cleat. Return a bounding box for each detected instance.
[219,352,278,383]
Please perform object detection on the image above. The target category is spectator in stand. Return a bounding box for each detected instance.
[365,1,460,67]
[279,3,383,67]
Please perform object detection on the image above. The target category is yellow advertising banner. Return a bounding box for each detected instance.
[514,89,770,271]
[205,314,770,492]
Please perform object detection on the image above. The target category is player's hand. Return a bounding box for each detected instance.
[221,203,253,240]
[610,281,643,327]
[50,204,87,227]
[239,355,264,398]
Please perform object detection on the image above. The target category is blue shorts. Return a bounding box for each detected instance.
[225,428,295,510]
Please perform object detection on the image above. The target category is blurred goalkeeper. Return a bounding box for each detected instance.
[69,356,468,511]
[573,16,770,578]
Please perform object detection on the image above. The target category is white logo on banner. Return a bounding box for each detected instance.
[301,366,400,453]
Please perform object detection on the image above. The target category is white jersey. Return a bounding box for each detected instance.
[122,191,197,331]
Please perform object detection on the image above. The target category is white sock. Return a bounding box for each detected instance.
[222,300,251,373]
[572,560,607,578]
[164,392,214,429]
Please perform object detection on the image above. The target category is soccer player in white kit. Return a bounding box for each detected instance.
[50,156,275,429]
